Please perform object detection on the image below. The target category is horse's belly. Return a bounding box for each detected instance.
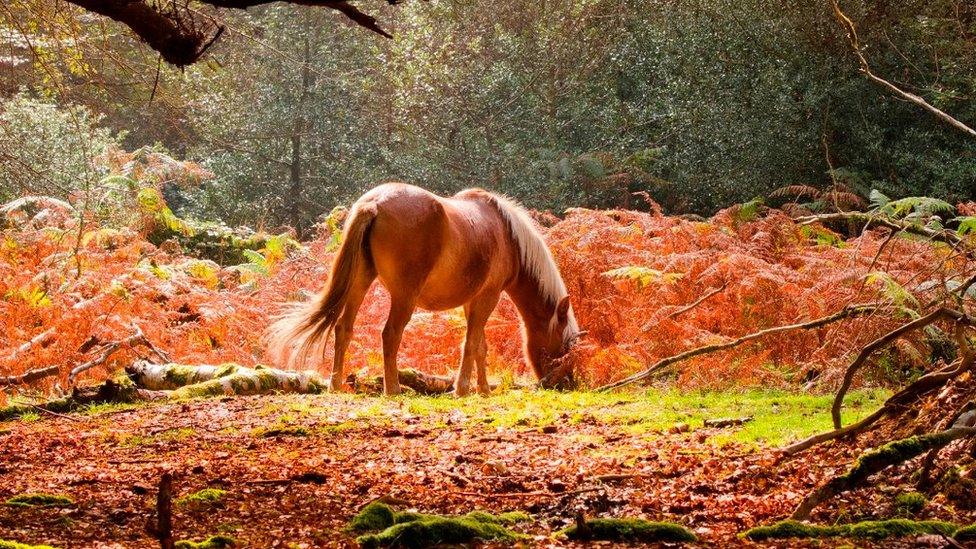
[415,262,490,310]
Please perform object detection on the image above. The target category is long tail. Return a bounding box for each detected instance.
[267,201,377,368]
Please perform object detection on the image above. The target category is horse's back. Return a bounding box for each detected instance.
[361,183,516,309]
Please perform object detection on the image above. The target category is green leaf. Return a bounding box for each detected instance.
[603,266,684,290]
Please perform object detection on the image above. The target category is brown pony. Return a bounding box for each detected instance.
[268,182,580,396]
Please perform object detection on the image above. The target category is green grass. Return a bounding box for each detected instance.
[397,387,889,447]
[17,412,40,423]
[79,402,142,416]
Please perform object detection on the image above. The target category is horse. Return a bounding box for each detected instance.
[268,182,580,396]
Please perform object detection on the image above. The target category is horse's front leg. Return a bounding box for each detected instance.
[457,292,500,397]
[475,337,490,395]
[382,296,416,396]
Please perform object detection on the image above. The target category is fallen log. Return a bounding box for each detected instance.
[126,361,329,396]
[128,361,465,397]
[1,362,474,421]
[0,377,161,421]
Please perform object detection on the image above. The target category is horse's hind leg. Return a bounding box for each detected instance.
[457,292,500,396]
[381,295,416,396]
[330,266,375,391]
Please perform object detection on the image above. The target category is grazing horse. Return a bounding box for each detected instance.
[268,182,580,396]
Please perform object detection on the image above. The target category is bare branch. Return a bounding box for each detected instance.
[0,365,61,387]
[831,0,976,139]
[597,303,885,391]
[666,282,727,320]
[68,325,170,384]
[830,308,969,429]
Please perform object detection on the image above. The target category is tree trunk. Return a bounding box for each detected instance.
[287,32,315,236]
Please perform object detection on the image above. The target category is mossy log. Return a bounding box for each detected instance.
[558,517,697,543]
[791,425,976,520]
[126,361,329,396]
[1,362,473,422]
[349,502,529,548]
[129,361,463,396]
[354,369,487,395]
[742,519,961,541]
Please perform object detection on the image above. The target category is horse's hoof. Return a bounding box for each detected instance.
[450,387,471,398]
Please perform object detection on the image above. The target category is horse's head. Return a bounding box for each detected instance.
[527,295,581,389]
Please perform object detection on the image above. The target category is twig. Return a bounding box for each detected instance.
[855,228,898,296]
[30,403,82,422]
[156,472,174,549]
[666,282,727,320]
[2,328,56,364]
[457,487,603,498]
[704,416,753,428]
[598,303,884,391]
[795,212,961,248]
[68,325,170,383]
[785,347,972,455]
[589,473,656,483]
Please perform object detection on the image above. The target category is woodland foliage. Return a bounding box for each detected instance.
[2,152,973,405]
[1,0,974,231]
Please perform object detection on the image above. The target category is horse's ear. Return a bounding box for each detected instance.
[556,296,571,323]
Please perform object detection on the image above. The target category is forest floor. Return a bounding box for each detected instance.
[2,387,966,548]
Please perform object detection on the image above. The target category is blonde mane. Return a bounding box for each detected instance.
[486,193,579,338]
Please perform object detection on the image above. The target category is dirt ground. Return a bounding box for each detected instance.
[0,391,967,548]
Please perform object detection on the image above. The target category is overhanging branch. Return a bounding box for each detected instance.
[63,0,395,67]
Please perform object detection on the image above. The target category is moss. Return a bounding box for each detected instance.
[894,491,927,516]
[163,364,200,387]
[558,518,697,542]
[357,516,521,548]
[348,502,396,533]
[350,504,530,547]
[177,488,227,508]
[839,436,931,486]
[955,524,976,542]
[742,520,843,541]
[173,535,236,548]
[5,493,74,507]
[0,540,59,549]
[172,379,228,399]
[463,510,531,525]
[257,371,280,392]
[937,466,976,509]
[742,519,958,541]
[848,519,955,540]
[213,364,239,378]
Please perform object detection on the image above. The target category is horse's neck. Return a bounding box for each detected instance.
[507,269,554,335]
